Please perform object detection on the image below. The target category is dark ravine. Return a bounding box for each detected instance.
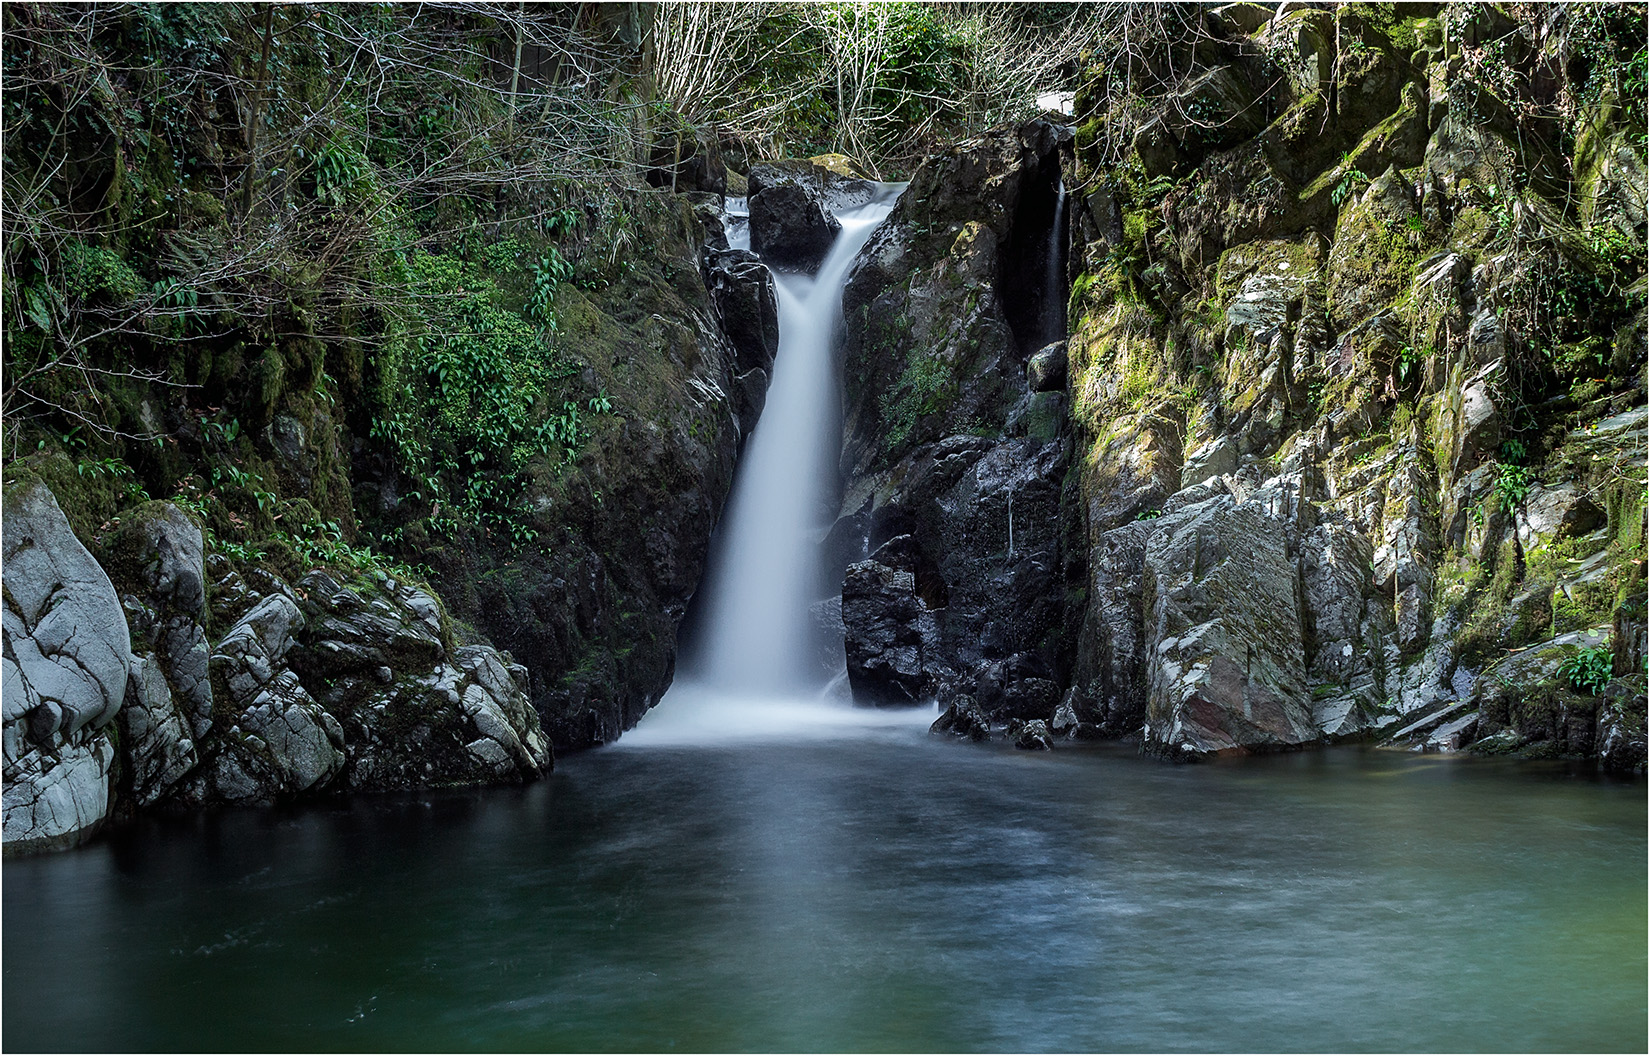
[3,2,1645,859]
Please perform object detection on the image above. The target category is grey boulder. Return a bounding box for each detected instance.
[2,482,131,853]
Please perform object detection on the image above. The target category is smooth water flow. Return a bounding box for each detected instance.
[1043,175,1067,344]
[628,191,901,744]
[5,744,1642,1053]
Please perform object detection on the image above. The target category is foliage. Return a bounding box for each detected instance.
[370,249,598,545]
[1558,645,1615,695]
[1331,168,1369,207]
[1395,344,1428,385]
[656,2,1139,176]
[1494,462,1533,507]
[1568,5,1650,129]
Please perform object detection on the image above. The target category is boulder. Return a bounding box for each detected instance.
[842,560,932,705]
[748,172,841,272]
[974,655,1060,722]
[1027,341,1068,392]
[207,593,346,801]
[1598,679,1647,776]
[1012,719,1054,751]
[102,502,213,803]
[732,367,768,439]
[1050,692,1082,738]
[930,694,990,741]
[121,655,197,807]
[703,248,779,375]
[1515,483,1606,553]
[1179,436,1239,490]
[1142,496,1317,757]
[1472,628,1614,757]
[3,482,131,854]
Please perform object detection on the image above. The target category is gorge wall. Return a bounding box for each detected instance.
[5,2,1645,857]
[834,2,1647,767]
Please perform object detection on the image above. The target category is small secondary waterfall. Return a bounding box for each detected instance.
[1042,174,1067,345]
[625,188,921,745]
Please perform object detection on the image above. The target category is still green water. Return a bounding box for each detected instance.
[4,730,1645,1052]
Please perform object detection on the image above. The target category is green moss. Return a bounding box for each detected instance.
[1552,576,1618,635]
[1605,475,1649,556]
[1453,537,1527,663]
[879,347,957,456]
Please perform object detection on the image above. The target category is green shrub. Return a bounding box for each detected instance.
[1494,462,1533,507]
[1559,645,1614,695]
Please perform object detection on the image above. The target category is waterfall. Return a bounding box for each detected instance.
[1043,174,1067,345]
[622,187,925,746]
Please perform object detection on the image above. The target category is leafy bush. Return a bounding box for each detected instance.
[1494,462,1534,507]
[1559,645,1615,695]
[371,249,596,544]
[1395,344,1427,384]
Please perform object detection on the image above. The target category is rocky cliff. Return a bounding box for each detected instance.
[836,3,1646,770]
[1,184,772,852]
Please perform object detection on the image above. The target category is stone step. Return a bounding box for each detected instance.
[1424,711,1481,752]
[1381,698,1473,744]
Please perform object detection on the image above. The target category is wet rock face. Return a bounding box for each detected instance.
[836,430,1074,725]
[831,120,1078,733]
[841,560,933,705]
[1142,496,1317,756]
[2,483,130,854]
[703,248,779,376]
[748,167,841,272]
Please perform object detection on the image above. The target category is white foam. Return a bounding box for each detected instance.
[618,682,936,747]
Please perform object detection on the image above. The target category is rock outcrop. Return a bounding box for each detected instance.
[834,120,1079,726]
[2,478,554,853]
[3,483,130,854]
[838,7,1646,763]
[748,165,842,272]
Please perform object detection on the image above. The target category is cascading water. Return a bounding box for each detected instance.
[623,187,927,745]
[1042,175,1068,345]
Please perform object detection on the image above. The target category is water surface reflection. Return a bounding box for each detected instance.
[4,737,1643,1052]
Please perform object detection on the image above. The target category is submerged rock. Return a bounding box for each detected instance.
[930,694,990,741]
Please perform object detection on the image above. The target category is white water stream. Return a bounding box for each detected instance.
[624,188,927,746]
[1043,175,1067,345]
